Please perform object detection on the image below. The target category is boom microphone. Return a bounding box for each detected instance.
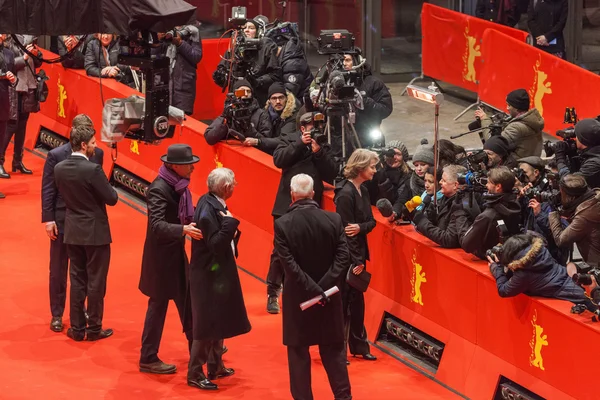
[376,198,394,218]
[329,70,346,91]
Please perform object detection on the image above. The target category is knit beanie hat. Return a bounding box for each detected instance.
[233,79,253,91]
[506,89,530,111]
[412,139,434,166]
[387,140,409,161]
[575,118,600,147]
[484,135,510,158]
[268,82,286,99]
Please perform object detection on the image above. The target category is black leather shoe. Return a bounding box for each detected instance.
[207,367,235,380]
[86,328,114,341]
[66,328,85,341]
[139,361,177,374]
[0,165,10,179]
[188,378,218,390]
[267,296,280,314]
[354,353,377,361]
[50,317,63,332]
[12,162,32,174]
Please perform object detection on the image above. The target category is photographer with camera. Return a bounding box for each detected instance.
[155,24,203,116]
[265,112,337,314]
[487,233,586,303]
[549,174,600,266]
[554,118,600,189]
[0,33,18,198]
[85,33,132,84]
[58,35,94,69]
[482,135,515,169]
[204,79,274,153]
[474,89,544,164]
[413,165,474,249]
[213,17,281,106]
[460,167,522,260]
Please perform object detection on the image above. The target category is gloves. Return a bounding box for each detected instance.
[412,210,426,225]
[553,141,569,159]
[213,65,228,88]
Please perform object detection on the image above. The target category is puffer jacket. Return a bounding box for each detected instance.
[502,108,544,164]
[278,37,313,101]
[490,236,586,302]
[549,189,600,266]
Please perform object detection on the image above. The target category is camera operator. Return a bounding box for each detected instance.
[58,35,94,69]
[264,82,300,139]
[0,33,18,198]
[413,165,473,249]
[549,174,600,266]
[155,24,203,116]
[84,33,132,84]
[342,50,393,148]
[475,89,544,163]
[483,135,515,169]
[554,118,600,189]
[204,79,274,154]
[0,35,42,178]
[487,233,587,303]
[213,18,281,106]
[516,156,568,264]
[265,112,337,314]
[460,166,522,260]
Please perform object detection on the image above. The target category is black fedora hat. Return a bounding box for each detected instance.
[160,144,200,165]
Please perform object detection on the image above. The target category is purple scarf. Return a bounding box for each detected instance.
[158,164,194,225]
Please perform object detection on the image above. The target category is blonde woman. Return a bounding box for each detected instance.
[333,149,378,362]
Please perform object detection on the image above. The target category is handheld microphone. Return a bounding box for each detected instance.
[376,198,394,218]
[402,196,423,221]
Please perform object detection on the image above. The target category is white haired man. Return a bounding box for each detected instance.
[274,173,352,400]
[187,168,251,391]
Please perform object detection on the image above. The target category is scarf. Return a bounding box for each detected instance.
[410,172,425,197]
[158,164,194,225]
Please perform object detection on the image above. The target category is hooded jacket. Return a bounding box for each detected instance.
[490,237,586,302]
[549,189,600,266]
[264,90,300,137]
[501,108,545,165]
[460,192,522,260]
[278,37,313,101]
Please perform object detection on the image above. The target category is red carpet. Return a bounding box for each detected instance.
[0,152,459,399]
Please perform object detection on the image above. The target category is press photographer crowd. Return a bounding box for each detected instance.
[2,4,600,398]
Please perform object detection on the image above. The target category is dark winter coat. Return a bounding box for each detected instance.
[354,66,393,147]
[271,131,337,217]
[189,193,251,340]
[365,164,412,214]
[476,0,520,26]
[528,0,568,54]
[58,35,93,69]
[549,189,600,266]
[278,37,313,101]
[166,37,203,115]
[84,38,130,78]
[5,36,42,117]
[334,180,377,266]
[557,146,600,190]
[0,46,15,122]
[204,98,274,153]
[490,237,586,302]
[265,90,300,137]
[139,177,189,301]
[460,192,522,260]
[274,199,350,346]
[414,193,473,249]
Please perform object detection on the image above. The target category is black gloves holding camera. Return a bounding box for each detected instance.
[213,64,229,88]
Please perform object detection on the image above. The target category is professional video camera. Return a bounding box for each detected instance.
[163,26,193,43]
[465,150,489,172]
[222,89,253,133]
[457,170,488,189]
[317,30,355,55]
[264,21,300,46]
[453,111,510,145]
[543,107,580,171]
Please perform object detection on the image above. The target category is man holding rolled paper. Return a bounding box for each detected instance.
[274,173,352,400]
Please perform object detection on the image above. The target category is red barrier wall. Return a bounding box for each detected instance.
[421,3,529,93]
[478,29,600,137]
[25,53,600,400]
[191,38,230,121]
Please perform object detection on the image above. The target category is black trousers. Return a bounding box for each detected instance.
[49,232,70,317]
[266,216,283,297]
[187,339,224,380]
[67,244,110,335]
[0,112,29,165]
[343,285,370,356]
[140,295,192,364]
[287,342,352,400]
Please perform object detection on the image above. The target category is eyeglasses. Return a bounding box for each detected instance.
[270,95,286,102]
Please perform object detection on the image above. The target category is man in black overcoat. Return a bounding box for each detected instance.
[187,167,251,391]
[138,144,203,374]
[54,124,118,341]
[274,173,352,400]
[41,114,103,333]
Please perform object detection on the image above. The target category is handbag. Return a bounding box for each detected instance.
[26,60,49,103]
[346,265,371,293]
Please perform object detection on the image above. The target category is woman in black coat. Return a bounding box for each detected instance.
[334,149,379,362]
[188,168,251,390]
[488,233,586,303]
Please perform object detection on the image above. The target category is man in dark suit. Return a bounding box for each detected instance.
[274,173,352,400]
[54,124,118,341]
[41,114,104,332]
[138,144,202,374]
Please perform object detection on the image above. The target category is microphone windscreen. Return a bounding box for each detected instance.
[405,196,423,213]
[468,118,482,131]
[376,198,394,218]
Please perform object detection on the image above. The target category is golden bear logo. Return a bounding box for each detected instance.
[410,251,426,306]
[129,140,140,155]
[529,56,552,116]
[529,310,548,371]
[462,24,481,84]
[215,154,223,168]
[57,78,67,119]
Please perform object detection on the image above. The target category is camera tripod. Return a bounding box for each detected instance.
[323,107,363,183]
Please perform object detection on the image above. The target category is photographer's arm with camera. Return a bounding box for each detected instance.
[272,131,310,170]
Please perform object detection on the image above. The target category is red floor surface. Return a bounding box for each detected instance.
[0,152,459,399]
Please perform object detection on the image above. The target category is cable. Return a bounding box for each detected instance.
[10,34,88,64]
